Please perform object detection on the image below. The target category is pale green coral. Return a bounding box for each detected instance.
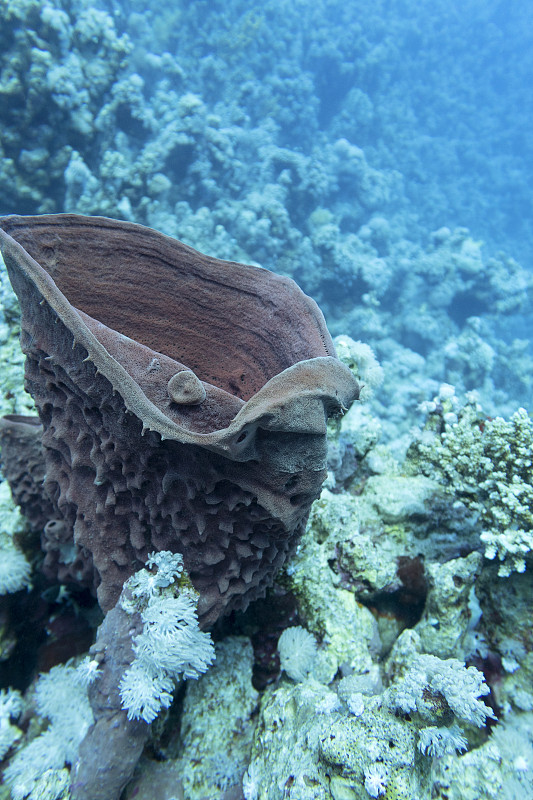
[286,491,380,681]
[414,552,482,659]
[363,474,440,524]
[0,481,32,595]
[285,460,459,678]
[245,678,426,800]
[245,680,346,800]
[386,653,494,728]
[171,637,259,799]
[0,258,34,417]
[429,712,533,800]
[318,699,422,800]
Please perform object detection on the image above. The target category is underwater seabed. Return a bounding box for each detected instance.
[0,0,533,797]
[0,250,532,798]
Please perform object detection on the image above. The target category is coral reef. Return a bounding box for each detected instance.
[4,662,94,800]
[0,1,532,798]
[409,393,533,576]
[2,0,533,427]
[0,0,131,216]
[1,309,532,800]
[231,387,532,799]
[168,636,259,799]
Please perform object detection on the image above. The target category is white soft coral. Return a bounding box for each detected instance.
[119,552,215,723]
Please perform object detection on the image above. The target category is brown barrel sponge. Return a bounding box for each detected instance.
[0,214,359,625]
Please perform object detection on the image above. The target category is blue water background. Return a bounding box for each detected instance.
[115,0,533,263]
[2,0,533,418]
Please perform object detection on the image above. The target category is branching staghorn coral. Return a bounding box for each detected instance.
[410,393,533,576]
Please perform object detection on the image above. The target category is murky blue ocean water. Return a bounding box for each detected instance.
[2,0,532,417]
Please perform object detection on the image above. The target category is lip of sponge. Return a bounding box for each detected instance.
[0,214,359,626]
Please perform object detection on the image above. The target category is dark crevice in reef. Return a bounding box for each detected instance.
[360,555,428,631]
[0,579,99,693]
